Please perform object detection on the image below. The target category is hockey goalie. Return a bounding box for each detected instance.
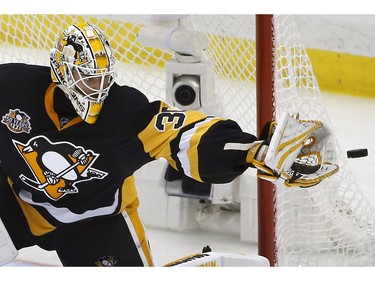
[0,108,338,267]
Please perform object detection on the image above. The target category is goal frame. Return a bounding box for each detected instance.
[256,14,277,267]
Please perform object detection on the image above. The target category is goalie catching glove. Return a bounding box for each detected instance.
[247,112,339,188]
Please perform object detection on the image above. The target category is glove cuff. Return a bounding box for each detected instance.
[245,141,263,164]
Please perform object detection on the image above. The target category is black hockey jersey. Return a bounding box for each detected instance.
[0,63,257,236]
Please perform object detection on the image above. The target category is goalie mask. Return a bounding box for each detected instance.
[50,22,117,124]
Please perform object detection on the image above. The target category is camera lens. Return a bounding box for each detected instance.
[171,75,200,109]
[174,85,197,106]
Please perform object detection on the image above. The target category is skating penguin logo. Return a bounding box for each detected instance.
[12,135,108,200]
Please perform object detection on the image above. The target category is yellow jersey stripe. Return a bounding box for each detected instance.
[177,117,221,182]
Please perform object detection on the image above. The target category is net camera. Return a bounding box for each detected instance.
[166,59,214,111]
[137,24,215,112]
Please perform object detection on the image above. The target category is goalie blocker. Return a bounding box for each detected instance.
[248,112,339,188]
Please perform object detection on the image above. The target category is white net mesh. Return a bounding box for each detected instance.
[272,15,375,266]
[1,14,374,266]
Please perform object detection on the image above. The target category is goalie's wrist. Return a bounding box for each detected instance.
[245,141,268,164]
[255,144,268,162]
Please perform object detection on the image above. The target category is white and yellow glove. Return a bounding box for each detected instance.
[247,113,339,188]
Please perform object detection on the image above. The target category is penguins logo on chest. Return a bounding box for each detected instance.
[13,135,108,200]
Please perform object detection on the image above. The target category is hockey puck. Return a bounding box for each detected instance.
[347,148,368,158]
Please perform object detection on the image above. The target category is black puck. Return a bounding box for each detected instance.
[347,148,368,158]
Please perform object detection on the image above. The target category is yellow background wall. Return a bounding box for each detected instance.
[296,15,375,99]
[307,48,375,98]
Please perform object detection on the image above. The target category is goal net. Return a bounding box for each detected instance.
[1,14,374,266]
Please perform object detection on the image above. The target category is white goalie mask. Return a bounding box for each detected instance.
[50,22,117,124]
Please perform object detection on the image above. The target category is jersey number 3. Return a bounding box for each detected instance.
[155,111,186,131]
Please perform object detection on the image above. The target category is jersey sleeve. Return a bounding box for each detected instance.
[138,101,258,184]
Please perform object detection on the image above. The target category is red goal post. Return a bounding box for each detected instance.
[255,15,375,266]
[256,15,276,266]
[1,14,375,266]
